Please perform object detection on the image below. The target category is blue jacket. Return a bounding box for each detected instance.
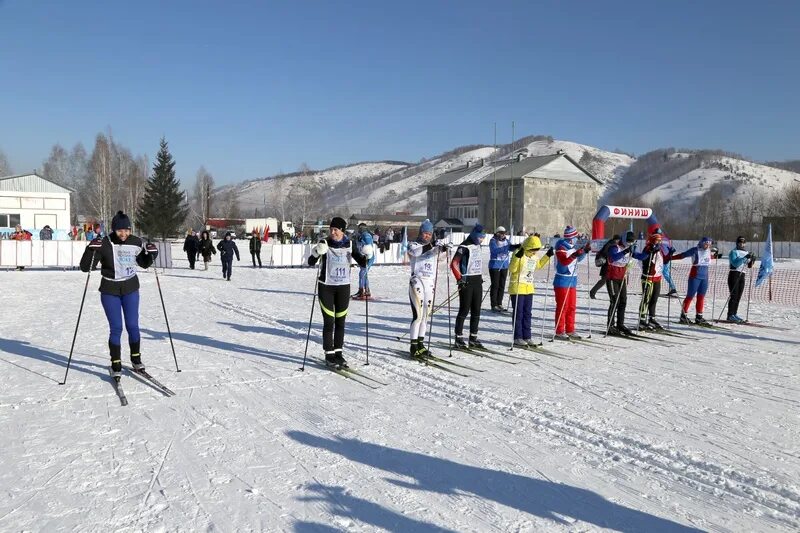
[358,231,376,267]
[489,236,512,269]
[553,238,587,288]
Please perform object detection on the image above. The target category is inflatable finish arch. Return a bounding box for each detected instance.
[592,205,659,241]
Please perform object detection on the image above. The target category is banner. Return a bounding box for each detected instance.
[756,224,774,288]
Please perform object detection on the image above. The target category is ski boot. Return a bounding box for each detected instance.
[553,333,570,341]
[110,360,122,379]
[324,351,338,368]
[409,340,420,359]
[131,353,145,371]
[364,289,372,300]
[567,332,583,340]
[694,314,710,326]
[727,315,744,323]
[667,288,679,298]
[416,338,431,358]
[618,324,635,336]
[454,336,468,349]
[333,350,348,369]
[589,290,598,300]
[468,335,485,349]
[679,312,691,325]
[639,320,654,331]
[606,325,620,336]
[514,338,529,348]
[649,318,664,330]
[352,289,364,300]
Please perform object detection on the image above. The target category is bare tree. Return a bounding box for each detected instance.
[0,148,13,176]
[223,189,241,219]
[191,166,215,225]
[85,133,117,225]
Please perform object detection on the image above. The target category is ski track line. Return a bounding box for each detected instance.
[0,459,75,523]
[137,436,175,520]
[206,299,800,525]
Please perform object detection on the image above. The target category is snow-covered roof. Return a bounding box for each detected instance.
[0,173,73,194]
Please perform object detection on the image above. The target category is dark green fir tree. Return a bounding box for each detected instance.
[136,138,189,239]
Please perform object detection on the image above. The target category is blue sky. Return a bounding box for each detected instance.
[1,0,798,185]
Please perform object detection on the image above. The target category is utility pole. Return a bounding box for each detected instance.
[509,121,515,235]
[492,122,497,229]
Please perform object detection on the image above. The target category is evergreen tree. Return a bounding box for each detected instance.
[136,138,188,239]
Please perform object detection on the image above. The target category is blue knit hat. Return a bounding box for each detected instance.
[469,224,486,241]
[419,219,433,234]
[563,225,578,239]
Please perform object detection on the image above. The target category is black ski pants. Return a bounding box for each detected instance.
[455,277,482,337]
[251,251,262,267]
[489,268,508,308]
[727,271,746,317]
[590,265,607,298]
[606,278,627,328]
[186,252,196,270]
[639,279,661,321]
[319,284,350,352]
[222,257,233,280]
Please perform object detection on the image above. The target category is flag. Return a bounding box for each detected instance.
[263,225,269,242]
[401,226,408,254]
[755,223,774,288]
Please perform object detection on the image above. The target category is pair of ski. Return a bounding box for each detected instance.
[320,359,389,389]
[515,342,583,361]
[108,366,176,406]
[430,341,530,366]
[713,319,787,331]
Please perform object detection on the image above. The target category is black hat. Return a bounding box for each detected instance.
[736,236,746,243]
[330,217,347,232]
[625,231,636,243]
[111,211,131,231]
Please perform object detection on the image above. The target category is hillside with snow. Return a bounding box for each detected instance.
[220,137,634,217]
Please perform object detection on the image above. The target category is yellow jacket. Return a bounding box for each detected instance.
[508,236,550,295]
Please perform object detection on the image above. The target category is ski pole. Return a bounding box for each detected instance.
[587,247,592,339]
[425,244,442,355]
[508,252,524,350]
[745,249,755,322]
[300,261,321,371]
[364,290,369,366]
[538,258,551,346]
[153,266,181,372]
[60,251,95,385]
[667,282,672,330]
[445,247,453,357]
[711,252,719,323]
[716,294,732,322]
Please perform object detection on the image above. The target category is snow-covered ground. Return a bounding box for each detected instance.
[1,247,799,531]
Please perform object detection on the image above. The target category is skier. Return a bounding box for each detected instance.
[508,235,553,346]
[726,236,756,322]
[79,211,158,377]
[249,229,262,268]
[604,232,637,336]
[183,230,199,269]
[307,216,368,368]
[198,230,216,270]
[553,225,592,340]
[635,231,671,330]
[216,232,240,281]
[406,219,448,358]
[672,237,714,325]
[589,235,619,299]
[353,223,376,299]
[488,226,520,311]
[450,224,487,349]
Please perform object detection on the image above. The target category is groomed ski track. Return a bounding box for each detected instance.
[1,255,798,532]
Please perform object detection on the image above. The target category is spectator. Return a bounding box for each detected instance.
[198,230,216,270]
[11,224,32,241]
[249,229,262,268]
[39,225,54,240]
[183,229,200,269]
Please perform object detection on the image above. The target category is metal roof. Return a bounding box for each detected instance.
[0,173,73,193]
[428,160,492,186]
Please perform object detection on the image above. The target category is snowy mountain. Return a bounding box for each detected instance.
[219,137,634,217]
[608,149,800,217]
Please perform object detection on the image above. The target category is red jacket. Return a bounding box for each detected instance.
[11,230,32,241]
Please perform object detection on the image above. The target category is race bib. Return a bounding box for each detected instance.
[114,245,139,279]
[326,248,350,285]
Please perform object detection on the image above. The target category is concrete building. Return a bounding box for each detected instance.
[0,173,72,232]
[427,152,602,236]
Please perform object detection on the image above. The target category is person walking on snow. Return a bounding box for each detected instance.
[488,226,520,311]
[79,211,158,377]
[216,232,240,281]
[604,232,637,336]
[249,229,262,268]
[450,224,487,349]
[726,236,756,323]
[508,235,553,346]
[672,237,714,325]
[635,231,671,330]
[183,230,199,269]
[406,219,449,358]
[552,226,591,340]
[198,230,216,270]
[353,223,376,299]
[307,216,368,369]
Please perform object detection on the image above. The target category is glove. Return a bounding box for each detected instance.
[745,252,754,260]
[145,242,159,258]
[87,238,103,249]
[583,242,591,252]
[546,247,555,257]
[362,243,374,259]
[457,277,467,288]
[515,248,525,258]
[311,241,328,257]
